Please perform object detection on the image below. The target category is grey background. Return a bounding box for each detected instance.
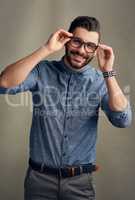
[0,0,135,199]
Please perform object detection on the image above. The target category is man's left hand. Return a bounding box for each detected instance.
[97,44,115,72]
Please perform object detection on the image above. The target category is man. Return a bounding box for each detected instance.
[0,16,132,200]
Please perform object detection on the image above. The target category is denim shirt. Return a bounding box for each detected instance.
[0,58,132,167]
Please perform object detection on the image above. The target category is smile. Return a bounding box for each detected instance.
[71,54,85,62]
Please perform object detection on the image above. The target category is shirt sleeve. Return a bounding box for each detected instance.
[0,65,39,95]
[98,73,132,128]
[101,93,132,128]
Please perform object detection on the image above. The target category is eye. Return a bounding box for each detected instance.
[72,38,82,46]
[87,42,97,50]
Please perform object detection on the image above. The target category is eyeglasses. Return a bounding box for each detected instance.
[69,37,98,53]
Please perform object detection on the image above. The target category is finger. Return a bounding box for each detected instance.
[97,47,110,60]
[97,49,105,59]
[97,47,105,56]
[98,43,111,48]
[62,37,72,45]
[98,44,113,52]
[56,29,73,37]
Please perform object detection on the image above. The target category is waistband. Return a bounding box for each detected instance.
[29,158,97,178]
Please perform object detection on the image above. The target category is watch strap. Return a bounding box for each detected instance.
[103,70,116,78]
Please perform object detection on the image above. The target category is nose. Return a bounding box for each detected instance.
[78,44,86,54]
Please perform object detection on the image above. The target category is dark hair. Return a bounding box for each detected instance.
[68,16,101,41]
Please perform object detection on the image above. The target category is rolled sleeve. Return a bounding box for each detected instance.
[0,66,39,95]
[101,94,132,128]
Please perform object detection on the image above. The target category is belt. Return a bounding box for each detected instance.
[29,158,97,178]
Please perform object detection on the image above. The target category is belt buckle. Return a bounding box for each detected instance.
[69,166,79,177]
[68,166,83,177]
[70,167,75,176]
[65,167,75,177]
[70,166,83,176]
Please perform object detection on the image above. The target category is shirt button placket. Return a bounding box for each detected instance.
[62,74,73,165]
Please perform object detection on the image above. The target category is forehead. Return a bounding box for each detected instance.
[72,27,99,44]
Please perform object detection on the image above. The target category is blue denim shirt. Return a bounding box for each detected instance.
[0,58,132,167]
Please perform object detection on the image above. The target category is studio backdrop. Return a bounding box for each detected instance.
[0,0,134,199]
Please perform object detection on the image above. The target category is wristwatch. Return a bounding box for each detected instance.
[102,70,116,78]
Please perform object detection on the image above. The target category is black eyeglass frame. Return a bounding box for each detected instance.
[69,36,99,53]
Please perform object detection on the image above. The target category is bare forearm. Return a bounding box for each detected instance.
[104,76,128,111]
[0,46,51,87]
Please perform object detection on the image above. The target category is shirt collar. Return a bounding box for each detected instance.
[57,57,95,83]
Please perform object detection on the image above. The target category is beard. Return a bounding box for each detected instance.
[64,46,95,69]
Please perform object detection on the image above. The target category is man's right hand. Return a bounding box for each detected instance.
[0,29,73,88]
[44,29,73,53]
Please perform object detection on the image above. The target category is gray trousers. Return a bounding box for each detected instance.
[24,166,96,200]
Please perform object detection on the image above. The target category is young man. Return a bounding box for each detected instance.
[0,16,132,200]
